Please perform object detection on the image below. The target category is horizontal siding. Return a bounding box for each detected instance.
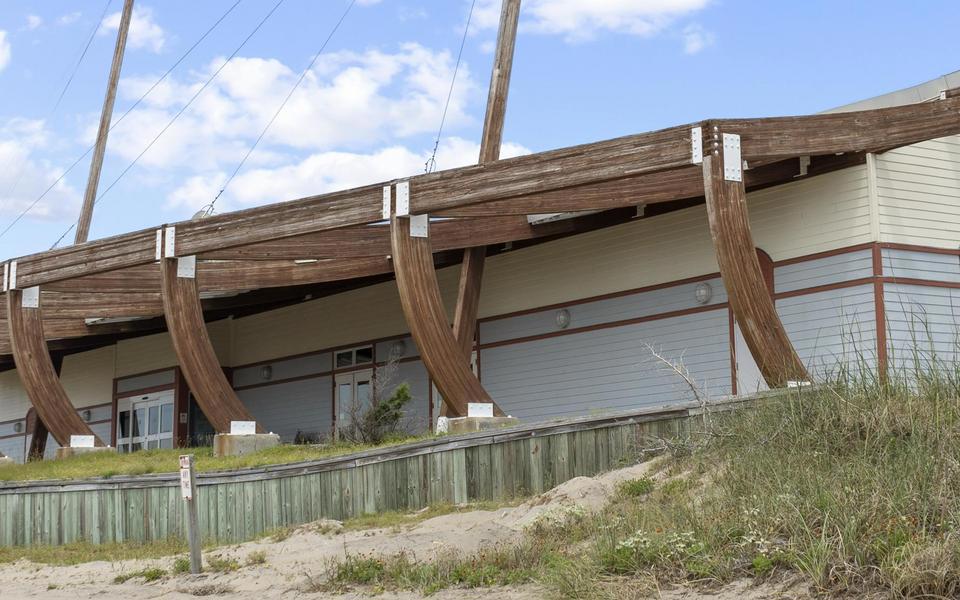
[876,135,960,248]
[238,376,333,443]
[774,249,873,294]
[233,353,331,388]
[59,347,115,409]
[881,248,960,283]
[0,371,30,423]
[777,285,877,379]
[375,336,421,362]
[115,369,176,395]
[481,277,726,345]
[0,436,24,463]
[380,360,431,433]
[480,309,730,423]
[884,283,960,372]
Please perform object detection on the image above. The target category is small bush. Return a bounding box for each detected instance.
[617,477,655,497]
[245,550,267,566]
[113,567,166,584]
[172,557,191,574]
[206,556,240,573]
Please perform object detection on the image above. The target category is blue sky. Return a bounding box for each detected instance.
[0,0,957,259]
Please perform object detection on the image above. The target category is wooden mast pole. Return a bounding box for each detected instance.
[444,0,521,414]
[74,0,135,245]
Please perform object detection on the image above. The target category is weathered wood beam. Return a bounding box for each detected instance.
[390,216,501,417]
[5,289,105,447]
[702,134,808,387]
[160,257,260,433]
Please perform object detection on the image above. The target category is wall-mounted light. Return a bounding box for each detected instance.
[260,365,273,381]
[13,422,23,433]
[556,309,571,329]
[694,282,713,305]
[82,410,92,422]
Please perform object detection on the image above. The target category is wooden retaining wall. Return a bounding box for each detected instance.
[0,403,704,548]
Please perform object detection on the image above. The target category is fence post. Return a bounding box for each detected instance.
[179,454,202,574]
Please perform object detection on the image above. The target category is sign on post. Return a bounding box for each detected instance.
[179,454,202,574]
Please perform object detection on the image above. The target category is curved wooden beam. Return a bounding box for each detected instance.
[160,257,260,433]
[5,289,105,447]
[703,135,808,387]
[390,217,502,417]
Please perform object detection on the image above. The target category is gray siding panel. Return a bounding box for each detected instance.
[237,376,332,442]
[233,353,331,388]
[480,277,727,345]
[881,248,960,283]
[0,437,25,463]
[115,369,175,394]
[375,336,421,362]
[884,283,960,371]
[377,360,430,433]
[776,285,877,378]
[480,309,730,423]
[774,249,873,294]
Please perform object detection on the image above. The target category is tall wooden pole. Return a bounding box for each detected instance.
[74,0,135,245]
[447,0,521,412]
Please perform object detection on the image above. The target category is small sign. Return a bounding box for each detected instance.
[467,403,494,418]
[70,435,95,448]
[230,421,257,435]
[179,455,193,500]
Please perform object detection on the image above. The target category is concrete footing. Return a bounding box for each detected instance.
[0,456,14,466]
[445,416,520,435]
[213,433,281,457]
[54,446,117,460]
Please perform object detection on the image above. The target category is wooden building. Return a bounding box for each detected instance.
[0,69,958,462]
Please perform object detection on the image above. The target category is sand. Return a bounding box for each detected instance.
[0,461,805,599]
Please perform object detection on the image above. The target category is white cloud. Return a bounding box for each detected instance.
[0,31,10,73]
[26,15,43,30]
[105,43,478,171]
[681,24,714,54]
[0,119,80,220]
[58,12,81,26]
[168,137,530,213]
[101,6,166,53]
[476,0,711,43]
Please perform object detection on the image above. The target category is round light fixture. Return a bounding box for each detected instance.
[82,410,92,422]
[390,339,407,358]
[13,422,23,433]
[694,282,713,305]
[260,365,273,381]
[556,309,571,329]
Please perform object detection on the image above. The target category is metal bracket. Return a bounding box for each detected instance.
[796,155,811,178]
[8,261,17,290]
[691,126,703,164]
[722,133,742,182]
[22,286,40,309]
[2,263,7,292]
[155,229,163,260]
[177,255,197,279]
[941,90,948,101]
[382,186,392,220]
[395,181,410,217]
[164,226,176,257]
[409,214,429,238]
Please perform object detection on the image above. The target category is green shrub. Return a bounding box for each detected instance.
[617,477,655,497]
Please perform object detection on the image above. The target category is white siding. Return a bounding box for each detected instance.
[876,135,960,248]
[0,370,30,423]
[59,346,115,408]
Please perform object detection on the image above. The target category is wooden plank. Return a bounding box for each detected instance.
[160,257,260,433]
[702,139,808,386]
[390,215,499,417]
[5,290,104,446]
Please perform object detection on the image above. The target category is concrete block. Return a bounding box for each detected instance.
[446,416,520,435]
[213,433,281,457]
[54,446,117,460]
[0,456,15,466]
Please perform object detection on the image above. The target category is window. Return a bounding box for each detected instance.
[334,345,374,370]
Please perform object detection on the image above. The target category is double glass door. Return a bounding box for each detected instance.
[116,390,175,452]
[335,370,372,432]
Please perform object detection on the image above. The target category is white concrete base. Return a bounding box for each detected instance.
[0,456,14,466]
[213,433,281,457]
[445,416,520,435]
[54,446,116,460]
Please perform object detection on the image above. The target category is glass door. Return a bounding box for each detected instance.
[335,369,373,432]
[116,390,175,452]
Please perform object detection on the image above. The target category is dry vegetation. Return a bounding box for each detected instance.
[326,362,960,598]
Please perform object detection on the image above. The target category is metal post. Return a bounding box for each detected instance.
[179,454,202,574]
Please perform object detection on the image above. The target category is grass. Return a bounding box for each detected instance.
[325,364,960,598]
[0,434,435,483]
[113,567,167,584]
[0,539,187,566]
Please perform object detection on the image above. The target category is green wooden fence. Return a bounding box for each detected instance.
[0,403,706,548]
